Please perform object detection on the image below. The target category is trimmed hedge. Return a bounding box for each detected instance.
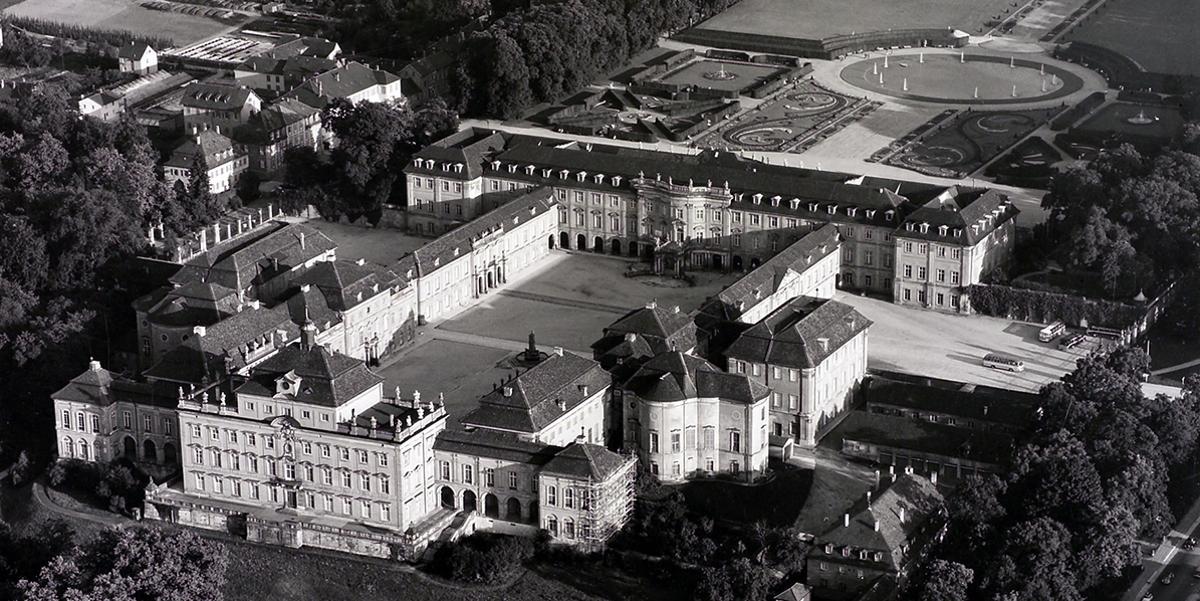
[5,15,173,49]
[967,284,1143,327]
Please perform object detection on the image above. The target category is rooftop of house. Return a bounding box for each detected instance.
[163,130,238,169]
[894,187,1017,246]
[541,442,633,481]
[288,61,400,108]
[816,473,944,572]
[624,350,770,404]
[724,297,872,369]
[235,328,383,408]
[404,188,554,278]
[698,224,840,325]
[170,222,336,294]
[294,259,400,312]
[861,371,1041,429]
[181,81,259,111]
[836,410,1015,465]
[461,353,610,434]
[137,281,240,327]
[117,41,154,60]
[266,35,340,60]
[592,301,698,364]
[53,360,181,410]
[433,428,562,465]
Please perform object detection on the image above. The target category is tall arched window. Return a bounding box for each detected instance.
[61,436,73,458]
[78,439,90,461]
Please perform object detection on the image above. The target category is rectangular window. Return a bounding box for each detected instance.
[61,410,71,430]
[123,411,132,430]
[441,461,451,480]
[918,267,927,280]
[342,499,352,515]
[342,471,351,488]
[192,448,203,465]
[951,271,960,284]
[302,441,311,454]
[509,472,518,489]
[195,473,205,490]
[323,468,332,485]
[565,488,574,509]
[380,503,390,522]
[360,474,370,491]
[360,500,370,518]
[339,447,349,461]
[937,269,945,283]
[904,265,912,278]
[730,431,741,453]
[649,432,659,453]
[670,432,681,453]
[250,484,260,500]
[462,465,473,485]
[703,427,715,450]
[91,415,100,433]
[378,453,388,467]
[485,468,495,487]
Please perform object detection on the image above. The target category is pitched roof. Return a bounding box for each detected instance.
[238,339,383,407]
[118,42,153,60]
[541,443,633,481]
[461,353,610,434]
[724,297,871,369]
[606,302,694,340]
[268,35,340,60]
[144,282,239,327]
[623,351,769,404]
[409,188,555,277]
[181,82,258,111]
[700,224,840,323]
[295,259,399,311]
[52,360,116,405]
[861,372,1040,429]
[409,129,508,181]
[170,223,336,295]
[433,428,562,465]
[288,61,399,107]
[163,130,237,169]
[836,410,1014,465]
[817,474,944,571]
[895,187,1018,245]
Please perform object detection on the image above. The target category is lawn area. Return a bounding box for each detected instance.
[693,0,1018,39]
[4,0,235,45]
[681,463,813,528]
[219,538,603,601]
[656,59,786,93]
[1067,0,1200,77]
[374,339,514,425]
[437,295,618,353]
[885,106,1062,178]
[303,219,430,268]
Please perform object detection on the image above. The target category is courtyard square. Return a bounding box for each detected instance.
[656,59,787,93]
[835,292,1084,392]
[302,219,430,267]
[374,339,515,426]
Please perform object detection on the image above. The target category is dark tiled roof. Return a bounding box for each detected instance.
[895,187,1018,245]
[268,35,340,59]
[541,443,633,481]
[52,362,116,406]
[118,42,153,60]
[410,188,555,277]
[259,98,320,131]
[624,351,769,404]
[606,302,693,340]
[181,82,258,111]
[170,223,336,294]
[241,339,383,407]
[410,129,508,182]
[700,224,840,324]
[836,411,1014,465]
[861,373,1040,429]
[461,354,610,434]
[163,130,237,169]
[295,259,399,311]
[816,473,943,571]
[725,297,871,369]
[433,428,562,465]
[288,61,399,107]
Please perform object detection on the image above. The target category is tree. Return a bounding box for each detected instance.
[980,518,1082,601]
[324,98,412,219]
[18,527,228,601]
[695,558,776,601]
[910,560,973,601]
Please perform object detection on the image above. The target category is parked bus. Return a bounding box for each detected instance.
[1038,320,1066,342]
[1058,333,1086,350]
[982,353,1025,372]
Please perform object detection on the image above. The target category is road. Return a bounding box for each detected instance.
[1138,541,1200,601]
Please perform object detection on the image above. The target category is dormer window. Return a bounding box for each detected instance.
[559,169,569,179]
[542,168,551,178]
[825,544,834,554]
[277,372,301,396]
[953,228,962,238]
[972,224,980,235]
[752,193,762,204]
[938,225,948,236]
[507,164,517,173]
[441,163,449,171]
[847,207,857,217]
[919,223,929,233]
[576,171,587,182]
[452,247,459,257]
[594,174,604,184]
[885,210,895,222]
[841,547,850,558]
[866,209,876,219]
[808,202,818,212]
[454,163,463,173]
[827,204,836,214]
[525,165,535,175]
[433,257,440,267]
[612,176,622,186]
[789,198,799,209]
[906,222,915,231]
[490,160,500,170]
[406,269,413,279]
[734,193,743,202]
[771,195,781,207]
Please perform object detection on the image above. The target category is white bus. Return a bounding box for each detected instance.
[1038,320,1066,342]
[982,353,1025,372]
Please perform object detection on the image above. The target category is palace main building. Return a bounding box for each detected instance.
[403,128,1017,313]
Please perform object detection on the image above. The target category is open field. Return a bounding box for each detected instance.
[835,291,1084,393]
[1067,0,1200,77]
[840,54,1081,104]
[4,0,233,45]
[694,0,1019,40]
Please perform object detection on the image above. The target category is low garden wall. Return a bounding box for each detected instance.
[967,281,1175,343]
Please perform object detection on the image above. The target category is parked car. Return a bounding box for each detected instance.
[1162,570,1174,585]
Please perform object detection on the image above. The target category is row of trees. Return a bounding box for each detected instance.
[0,84,223,469]
[454,0,740,118]
[4,523,226,601]
[907,349,1200,601]
[281,97,458,222]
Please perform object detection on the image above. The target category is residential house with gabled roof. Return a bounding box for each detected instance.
[181,81,263,135]
[807,472,945,598]
[620,349,771,482]
[295,259,416,364]
[163,130,248,195]
[724,297,871,447]
[892,186,1017,313]
[592,300,699,369]
[287,61,403,109]
[233,55,338,96]
[266,35,341,60]
[234,97,323,176]
[118,42,157,75]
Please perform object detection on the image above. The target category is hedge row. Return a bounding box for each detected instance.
[968,284,1142,327]
[4,15,173,50]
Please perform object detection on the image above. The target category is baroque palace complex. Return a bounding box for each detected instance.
[50,128,1015,560]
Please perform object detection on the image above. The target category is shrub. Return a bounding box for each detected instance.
[432,534,535,584]
[48,462,67,487]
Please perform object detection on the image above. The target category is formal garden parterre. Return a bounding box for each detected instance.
[880,106,1063,177]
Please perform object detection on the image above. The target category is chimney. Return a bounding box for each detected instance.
[300,284,311,293]
[873,519,879,532]
[645,300,657,310]
[502,386,513,397]
[557,399,567,411]
[300,318,317,350]
[553,346,564,356]
[931,471,938,485]
[673,305,680,314]
[194,325,207,337]
[578,384,589,396]
[866,490,872,504]
[624,332,636,343]
[249,300,261,310]
[299,231,306,249]
[356,258,365,266]
[983,405,989,416]
[843,513,850,528]
[88,357,102,372]
[817,337,829,352]
[899,507,906,524]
